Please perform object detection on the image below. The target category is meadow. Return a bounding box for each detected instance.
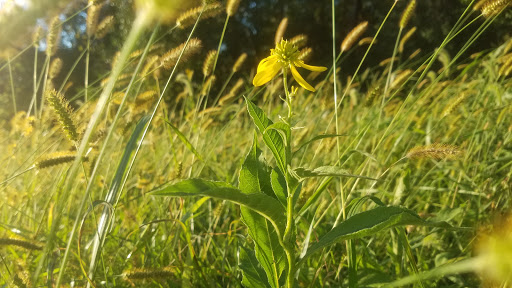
[1,0,512,287]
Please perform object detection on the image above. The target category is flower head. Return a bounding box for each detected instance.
[253,40,327,92]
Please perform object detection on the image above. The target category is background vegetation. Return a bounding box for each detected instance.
[0,0,511,287]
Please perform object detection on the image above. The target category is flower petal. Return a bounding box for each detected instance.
[296,61,327,72]
[290,65,315,92]
[257,55,278,73]
[253,60,281,87]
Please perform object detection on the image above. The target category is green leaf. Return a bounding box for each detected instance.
[245,97,287,174]
[270,169,287,206]
[240,136,287,287]
[241,208,286,288]
[164,120,204,162]
[300,206,457,262]
[239,133,276,200]
[293,134,346,156]
[294,166,377,181]
[240,247,271,288]
[150,179,286,233]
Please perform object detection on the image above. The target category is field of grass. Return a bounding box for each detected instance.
[1,0,512,287]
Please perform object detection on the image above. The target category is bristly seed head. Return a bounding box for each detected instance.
[341,21,369,52]
[399,0,416,29]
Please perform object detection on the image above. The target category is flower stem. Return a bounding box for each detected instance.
[282,68,292,121]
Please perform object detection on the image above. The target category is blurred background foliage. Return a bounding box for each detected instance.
[0,0,511,119]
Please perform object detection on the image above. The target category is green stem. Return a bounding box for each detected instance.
[282,69,292,121]
[27,46,38,117]
[8,55,17,114]
[211,15,230,76]
[85,37,90,102]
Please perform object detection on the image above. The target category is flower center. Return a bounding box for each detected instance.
[271,40,300,66]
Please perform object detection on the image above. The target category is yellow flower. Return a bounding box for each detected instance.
[253,40,327,92]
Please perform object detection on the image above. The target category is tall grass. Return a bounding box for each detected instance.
[1,0,511,287]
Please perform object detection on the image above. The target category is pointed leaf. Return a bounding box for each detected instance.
[240,137,287,287]
[240,247,271,288]
[150,179,286,233]
[245,97,287,173]
[294,166,377,181]
[293,134,346,156]
[164,120,204,162]
[300,206,459,262]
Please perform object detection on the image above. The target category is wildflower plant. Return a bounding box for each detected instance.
[152,39,455,288]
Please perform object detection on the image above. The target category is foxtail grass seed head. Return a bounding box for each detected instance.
[274,17,288,45]
[176,3,223,29]
[358,37,375,46]
[86,3,103,37]
[95,15,114,39]
[219,78,244,105]
[406,143,463,160]
[226,0,241,16]
[135,90,157,106]
[35,152,88,169]
[399,26,416,53]
[0,238,43,250]
[49,58,63,80]
[409,48,421,59]
[442,92,470,117]
[160,38,202,69]
[232,53,247,72]
[290,34,308,48]
[203,50,217,77]
[122,267,175,281]
[341,21,369,52]
[481,0,512,17]
[46,16,62,57]
[45,89,80,143]
[391,69,413,89]
[201,75,216,95]
[298,47,313,61]
[400,0,416,29]
[32,26,42,47]
[474,0,488,10]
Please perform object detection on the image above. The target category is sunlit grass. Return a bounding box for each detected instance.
[1,0,512,287]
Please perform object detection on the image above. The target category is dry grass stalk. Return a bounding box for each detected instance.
[226,0,241,16]
[400,0,416,29]
[46,16,62,57]
[481,0,512,17]
[160,38,202,69]
[341,21,368,52]
[232,53,247,72]
[35,151,88,169]
[274,17,288,45]
[406,143,463,160]
[203,50,217,77]
[45,89,80,143]
[399,27,417,53]
[176,3,223,29]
